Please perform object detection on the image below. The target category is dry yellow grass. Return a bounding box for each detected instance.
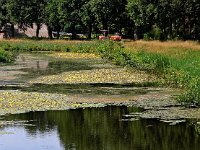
[124,40,200,57]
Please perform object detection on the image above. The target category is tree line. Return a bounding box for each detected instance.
[0,0,200,40]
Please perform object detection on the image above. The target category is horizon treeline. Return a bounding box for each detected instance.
[0,0,200,40]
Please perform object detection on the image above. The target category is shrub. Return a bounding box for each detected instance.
[177,77,200,105]
[0,47,15,63]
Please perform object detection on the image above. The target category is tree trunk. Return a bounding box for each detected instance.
[183,16,186,39]
[87,23,92,39]
[36,23,40,38]
[134,26,138,40]
[188,16,191,36]
[71,25,76,40]
[11,24,15,38]
[48,26,53,39]
[102,20,108,36]
[168,19,173,39]
[56,31,60,39]
[193,23,197,40]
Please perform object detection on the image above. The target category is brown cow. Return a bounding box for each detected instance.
[99,36,107,40]
[110,35,122,41]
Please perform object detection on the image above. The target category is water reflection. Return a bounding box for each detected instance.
[0,53,104,85]
[1,107,200,150]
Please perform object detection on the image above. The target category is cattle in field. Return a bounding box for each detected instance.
[109,35,122,41]
[99,36,107,40]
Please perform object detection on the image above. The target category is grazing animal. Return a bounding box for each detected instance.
[99,36,107,40]
[109,35,122,41]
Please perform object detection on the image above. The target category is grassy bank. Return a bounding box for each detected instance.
[0,39,199,105]
[125,40,200,105]
[0,39,88,52]
[0,47,15,63]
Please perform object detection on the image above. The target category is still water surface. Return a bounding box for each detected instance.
[1,106,200,150]
[0,53,199,150]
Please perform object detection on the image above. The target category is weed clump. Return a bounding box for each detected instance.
[0,47,15,63]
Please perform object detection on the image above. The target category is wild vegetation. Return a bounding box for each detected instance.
[125,41,200,105]
[0,47,14,63]
[1,0,200,40]
[0,40,199,105]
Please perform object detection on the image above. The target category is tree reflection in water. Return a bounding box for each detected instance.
[2,106,200,150]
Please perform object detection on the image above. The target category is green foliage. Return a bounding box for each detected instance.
[0,0,8,29]
[45,0,62,31]
[0,40,70,52]
[143,33,152,41]
[127,0,156,27]
[177,77,200,105]
[136,51,171,74]
[142,26,164,41]
[1,0,200,40]
[0,47,14,63]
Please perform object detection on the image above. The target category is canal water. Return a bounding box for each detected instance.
[1,106,200,150]
[0,53,199,150]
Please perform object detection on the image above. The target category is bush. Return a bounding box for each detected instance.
[143,33,152,41]
[0,47,15,63]
[177,77,200,105]
[143,26,164,41]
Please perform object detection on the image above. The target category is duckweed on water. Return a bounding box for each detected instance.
[0,91,71,115]
[0,90,108,116]
[47,52,99,59]
[29,68,157,84]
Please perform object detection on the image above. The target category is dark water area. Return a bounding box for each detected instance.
[1,106,200,150]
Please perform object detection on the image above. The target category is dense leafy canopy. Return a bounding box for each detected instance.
[1,0,200,40]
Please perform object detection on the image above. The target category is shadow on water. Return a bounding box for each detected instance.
[1,106,200,150]
[20,83,159,96]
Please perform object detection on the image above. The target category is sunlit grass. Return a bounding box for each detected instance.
[0,39,91,52]
[124,40,200,76]
[124,40,200,105]
[125,40,200,52]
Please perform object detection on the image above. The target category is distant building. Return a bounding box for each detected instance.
[0,23,49,39]
[0,31,5,39]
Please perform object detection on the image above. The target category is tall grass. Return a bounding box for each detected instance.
[125,40,200,105]
[0,39,88,52]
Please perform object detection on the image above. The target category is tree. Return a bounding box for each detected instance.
[80,0,94,39]
[59,0,87,39]
[27,0,47,38]
[90,0,114,34]
[45,0,63,39]
[127,0,157,39]
[0,0,8,30]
